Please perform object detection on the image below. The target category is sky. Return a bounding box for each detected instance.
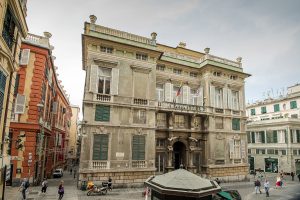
[26,0,300,118]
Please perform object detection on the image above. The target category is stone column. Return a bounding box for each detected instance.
[190,114,195,130]
[168,112,174,129]
[166,145,174,172]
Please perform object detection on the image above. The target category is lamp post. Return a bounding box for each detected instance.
[37,103,44,183]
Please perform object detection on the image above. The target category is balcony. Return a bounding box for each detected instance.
[132,160,146,168]
[199,54,242,68]
[90,161,110,169]
[93,94,112,102]
[157,102,205,113]
[133,98,148,105]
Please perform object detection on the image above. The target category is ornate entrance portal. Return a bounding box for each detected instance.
[173,141,186,169]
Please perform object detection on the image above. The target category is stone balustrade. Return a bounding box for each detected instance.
[91,161,109,169]
[157,101,205,113]
[199,54,242,68]
[132,160,146,168]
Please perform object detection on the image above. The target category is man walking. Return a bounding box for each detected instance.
[254,179,262,194]
[41,178,48,193]
[19,178,29,200]
[298,173,300,182]
[264,179,270,197]
[291,172,295,181]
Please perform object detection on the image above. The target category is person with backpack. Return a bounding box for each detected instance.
[58,180,64,200]
[254,179,262,194]
[41,178,48,193]
[19,178,29,200]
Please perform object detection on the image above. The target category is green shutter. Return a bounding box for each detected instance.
[284,130,288,144]
[274,104,280,112]
[273,130,278,143]
[0,71,7,118]
[93,134,108,160]
[261,106,267,114]
[95,105,110,122]
[251,132,255,143]
[297,130,300,143]
[260,131,265,143]
[290,130,294,143]
[251,109,256,116]
[266,131,272,143]
[247,132,251,143]
[132,135,145,160]
[232,118,240,130]
[290,101,297,109]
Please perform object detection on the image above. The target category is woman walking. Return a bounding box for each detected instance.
[58,180,64,200]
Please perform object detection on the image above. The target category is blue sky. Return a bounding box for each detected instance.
[26,0,300,116]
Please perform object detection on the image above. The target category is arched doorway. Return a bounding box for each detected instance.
[173,141,186,169]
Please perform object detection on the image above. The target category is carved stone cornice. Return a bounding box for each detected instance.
[130,64,152,73]
[93,57,119,68]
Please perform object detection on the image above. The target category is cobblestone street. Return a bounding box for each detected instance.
[5,172,300,199]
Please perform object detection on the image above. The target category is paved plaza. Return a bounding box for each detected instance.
[5,172,300,200]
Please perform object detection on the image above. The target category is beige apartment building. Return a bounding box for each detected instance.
[68,105,80,166]
[246,84,300,175]
[0,0,28,198]
[79,15,250,186]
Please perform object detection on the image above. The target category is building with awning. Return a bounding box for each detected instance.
[145,169,221,200]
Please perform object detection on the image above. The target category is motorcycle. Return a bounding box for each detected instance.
[86,181,112,196]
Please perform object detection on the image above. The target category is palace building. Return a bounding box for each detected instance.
[79,15,250,186]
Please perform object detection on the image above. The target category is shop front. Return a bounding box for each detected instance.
[265,158,278,173]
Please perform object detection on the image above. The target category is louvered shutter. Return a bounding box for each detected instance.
[15,94,26,114]
[223,88,227,109]
[251,132,255,143]
[182,85,189,104]
[197,86,204,106]
[261,131,265,143]
[273,131,278,143]
[241,140,246,158]
[239,90,244,111]
[164,82,172,102]
[210,85,215,107]
[132,135,145,160]
[20,49,30,65]
[89,65,98,93]
[227,89,232,109]
[95,105,110,122]
[93,134,109,160]
[111,68,119,95]
[0,71,7,117]
[229,139,234,159]
[93,135,101,160]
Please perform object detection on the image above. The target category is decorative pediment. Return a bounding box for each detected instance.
[93,57,119,68]
[94,126,108,134]
[233,134,241,140]
[216,133,225,140]
[130,64,152,73]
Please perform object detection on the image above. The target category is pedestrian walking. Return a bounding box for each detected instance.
[58,180,64,200]
[298,173,300,182]
[264,179,270,197]
[69,168,72,175]
[73,168,76,179]
[291,172,295,181]
[254,179,262,194]
[41,178,48,193]
[19,178,29,200]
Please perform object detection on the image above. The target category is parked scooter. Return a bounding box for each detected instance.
[86,181,112,196]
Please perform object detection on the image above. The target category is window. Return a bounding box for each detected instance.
[266,130,278,143]
[213,71,221,77]
[215,117,223,129]
[290,100,297,109]
[215,87,223,108]
[232,91,239,110]
[296,130,300,143]
[156,152,165,173]
[281,150,286,155]
[267,149,274,154]
[98,68,111,94]
[293,150,298,155]
[14,74,20,96]
[255,131,265,143]
[190,89,198,105]
[156,65,165,71]
[274,104,280,112]
[2,8,16,50]
[277,130,287,143]
[132,135,145,160]
[156,113,166,127]
[0,71,7,118]
[174,115,185,128]
[251,109,256,116]
[95,105,110,122]
[156,139,165,147]
[261,149,266,154]
[291,114,298,118]
[173,86,182,103]
[248,149,251,154]
[100,46,113,54]
[230,75,237,80]
[233,140,241,159]
[173,68,182,75]
[136,53,148,61]
[133,109,146,124]
[156,84,164,102]
[247,132,251,143]
[261,106,267,114]
[275,150,278,155]
[232,118,240,130]
[93,134,108,160]
[256,149,259,154]
[190,72,197,77]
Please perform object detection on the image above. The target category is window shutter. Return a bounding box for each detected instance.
[15,94,26,114]
[210,85,215,107]
[89,65,98,93]
[229,139,234,159]
[273,131,278,143]
[132,135,145,160]
[182,85,189,104]
[223,88,227,109]
[95,105,110,122]
[132,136,139,160]
[14,74,20,96]
[197,86,204,106]
[19,49,30,65]
[251,132,255,143]
[239,90,243,110]
[93,135,101,160]
[164,82,172,102]
[241,140,246,158]
[227,89,232,109]
[100,135,108,160]
[111,68,119,95]
[0,71,7,117]
[261,131,265,143]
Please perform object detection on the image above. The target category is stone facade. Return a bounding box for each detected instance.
[80,15,250,187]
[246,84,300,174]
